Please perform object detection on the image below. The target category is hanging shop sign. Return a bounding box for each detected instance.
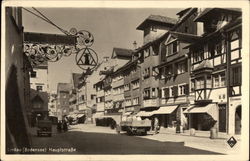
[23,29,98,71]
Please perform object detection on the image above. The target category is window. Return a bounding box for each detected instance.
[91,94,95,100]
[151,26,157,32]
[36,85,43,91]
[133,97,139,105]
[193,47,204,63]
[232,66,241,85]
[143,88,150,99]
[31,71,37,78]
[170,87,174,97]
[132,80,140,89]
[152,88,156,97]
[143,67,150,79]
[191,79,195,92]
[178,84,188,96]
[185,26,188,33]
[144,48,150,58]
[125,99,132,107]
[196,77,205,89]
[207,75,212,88]
[177,61,186,74]
[166,40,179,56]
[165,65,173,76]
[221,73,226,87]
[214,75,220,87]
[213,72,226,88]
[124,84,130,91]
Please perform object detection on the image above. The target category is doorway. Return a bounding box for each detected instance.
[235,105,241,134]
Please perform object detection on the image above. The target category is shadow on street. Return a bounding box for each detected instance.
[31,130,223,155]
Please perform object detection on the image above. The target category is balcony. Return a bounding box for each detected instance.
[143,98,159,108]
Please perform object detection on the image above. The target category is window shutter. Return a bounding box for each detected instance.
[185,84,189,95]
[161,44,166,61]
[173,86,178,96]
[165,88,169,98]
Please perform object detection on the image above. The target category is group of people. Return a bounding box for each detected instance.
[57,116,69,132]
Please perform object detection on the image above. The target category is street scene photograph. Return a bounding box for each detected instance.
[2,1,249,160]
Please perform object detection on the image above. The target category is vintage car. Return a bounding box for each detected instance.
[37,119,53,137]
[117,115,151,135]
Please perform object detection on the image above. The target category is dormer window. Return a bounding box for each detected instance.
[151,26,157,32]
[166,40,179,56]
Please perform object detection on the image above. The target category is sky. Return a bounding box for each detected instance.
[22,7,182,92]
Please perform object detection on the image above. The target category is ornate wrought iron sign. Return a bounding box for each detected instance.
[23,28,98,72]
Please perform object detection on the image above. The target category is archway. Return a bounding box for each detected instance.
[235,105,241,134]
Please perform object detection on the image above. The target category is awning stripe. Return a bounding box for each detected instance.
[183,104,218,121]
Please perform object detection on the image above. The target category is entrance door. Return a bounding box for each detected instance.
[235,106,241,134]
[218,104,226,132]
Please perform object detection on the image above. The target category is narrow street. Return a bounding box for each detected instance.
[30,124,221,154]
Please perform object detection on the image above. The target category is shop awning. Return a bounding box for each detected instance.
[124,112,132,116]
[153,105,178,114]
[183,103,218,120]
[136,111,154,117]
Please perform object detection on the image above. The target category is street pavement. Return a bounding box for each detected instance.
[29,124,224,154]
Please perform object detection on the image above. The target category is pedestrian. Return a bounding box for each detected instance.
[62,116,68,132]
[154,117,160,134]
[57,121,62,132]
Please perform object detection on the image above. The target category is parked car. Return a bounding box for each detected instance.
[37,119,52,137]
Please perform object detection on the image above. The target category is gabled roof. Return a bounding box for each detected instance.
[136,15,177,30]
[176,8,192,17]
[57,83,72,92]
[111,47,133,59]
[30,89,49,103]
[184,16,242,49]
[194,8,241,22]
[72,73,82,89]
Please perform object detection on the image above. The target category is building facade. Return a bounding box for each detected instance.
[56,83,72,120]
[5,7,32,151]
[134,15,176,117]
[155,8,201,129]
[186,8,242,134]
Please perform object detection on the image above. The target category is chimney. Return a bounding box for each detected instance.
[133,41,137,49]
